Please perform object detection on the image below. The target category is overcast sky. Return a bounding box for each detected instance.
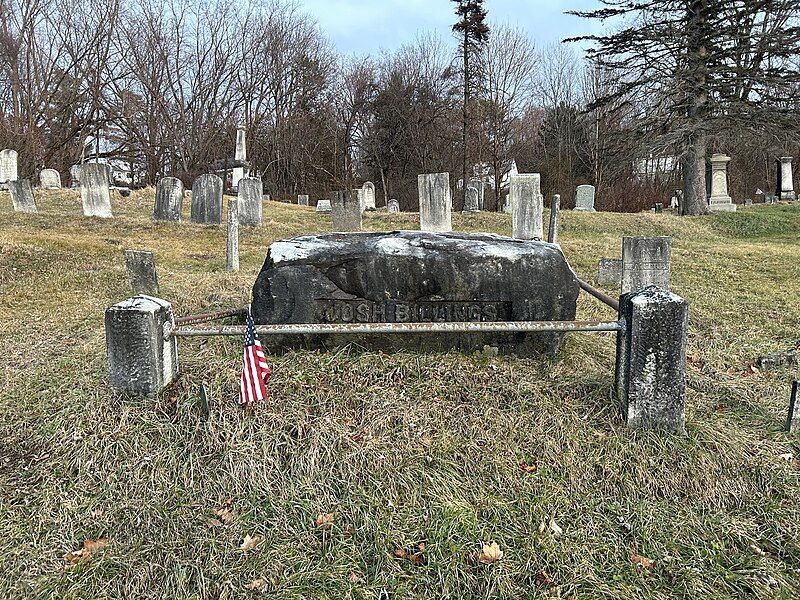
[298,0,605,56]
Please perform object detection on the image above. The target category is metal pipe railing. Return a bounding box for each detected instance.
[175,307,247,326]
[170,319,622,338]
[578,279,620,312]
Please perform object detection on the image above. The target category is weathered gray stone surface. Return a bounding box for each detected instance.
[622,236,671,294]
[105,295,178,396]
[80,163,113,218]
[574,184,596,211]
[154,177,184,221]
[8,180,37,213]
[654,203,663,213]
[227,198,239,272]
[191,174,223,224]
[468,179,484,211]
[418,173,452,232]
[615,286,688,434]
[69,165,81,188]
[387,198,400,213]
[510,174,544,240]
[124,249,159,296]
[316,199,332,213]
[238,178,263,226]
[0,149,18,187]
[463,186,480,213]
[298,194,309,206]
[548,194,560,244]
[251,231,580,356]
[598,258,622,286]
[362,181,376,211]
[779,156,796,201]
[39,169,61,189]
[670,196,679,209]
[745,198,753,206]
[708,153,736,212]
[232,126,247,188]
[788,381,800,433]
[331,190,362,231]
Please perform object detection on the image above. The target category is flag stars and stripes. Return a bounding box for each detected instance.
[239,312,271,407]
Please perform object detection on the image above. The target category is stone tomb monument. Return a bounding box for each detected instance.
[361,182,376,211]
[574,185,596,211]
[510,174,544,240]
[778,156,796,201]
[251,231,580,356]
[237,177,263,227]
[9,180,37,213]
[191,174,223,224]
[40,169,61,189]
[80,163,113,218]
[418,173,452,232]
[708,153,736,212]
[387,198,400,213]
[154,177,184,221]
[232,125,247,189]
[124,249,159,296]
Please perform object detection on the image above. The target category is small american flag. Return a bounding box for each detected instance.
[756,188,764,195]
[239,312,270,407]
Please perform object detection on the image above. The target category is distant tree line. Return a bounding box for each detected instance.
[0,0,798,212]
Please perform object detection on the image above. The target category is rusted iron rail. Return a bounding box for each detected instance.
[170,319,622,338]
[578,279,620,312]
[175,307,247,326]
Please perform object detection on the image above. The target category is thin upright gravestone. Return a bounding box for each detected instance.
[191,174,223,225]
[418,173,452,233]
[39,169,61,189]
[778,157,796,201]
[621,236,671,294]
[462,186,480,213]
[9,180,37,213]
[510,174,544,240]
[574,185,596,211]
[598,258,623,286]
[331,190,362,231]
[69,165,81,188]
[362,182,376,211]
[0,149,18,189]
[124,250,159,296]
[232,125,247,189]
[80,163,113,218]
[238,178,263,227]
[468,179,484,211]
[387,199,400,213]
[548,194,560,244]
[708,154,736,212]
[227,198,239,272]
[154,177,184,222]
[298,194,309,206]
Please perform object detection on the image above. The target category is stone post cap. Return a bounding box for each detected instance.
[107,295,173,314]
[627,285,687,307]
[710,153,731,163]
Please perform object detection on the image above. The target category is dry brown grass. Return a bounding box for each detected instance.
[1,189,800,598]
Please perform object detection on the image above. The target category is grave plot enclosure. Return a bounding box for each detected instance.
[251,231,581,355]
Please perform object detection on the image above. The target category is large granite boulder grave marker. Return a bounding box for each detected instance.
[251,231,580,356]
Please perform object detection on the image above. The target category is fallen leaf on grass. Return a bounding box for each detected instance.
[63,538,108,564]
[348,571,360,583]
[518,462,537,473]
[247,576,269,591]
[315,513,334,529]
[394,541,427,566]
[534,570,553,587]
[631,552,655,570]
[478,541,503,565]
[539,517,563,537]
[206,517,224,528]
[240,534,263,552]
[215,506,234,525]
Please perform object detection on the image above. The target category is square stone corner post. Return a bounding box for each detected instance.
[615,286,688,434]
[105,295,179,396]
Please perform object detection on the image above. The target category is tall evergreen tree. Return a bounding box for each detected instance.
[452,0,489,208]
[569,0,800,215]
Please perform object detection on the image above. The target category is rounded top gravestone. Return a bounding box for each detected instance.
[574,185,596,212]
[39,169,61,189]
[387,198,400,213]
[191,174,223,225]
[0,149,19,186]
[361,181,376,211]
[154,177,185,222]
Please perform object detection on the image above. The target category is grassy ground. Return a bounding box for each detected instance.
[1,189,800,599]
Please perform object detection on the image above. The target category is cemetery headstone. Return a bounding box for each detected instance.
[597,258,622,286]
[615,286,688,434]
[548,194,560,244]
[232,125,247,188]
[80,163,113,218]
[227,198,239,272]
[779,156,796,201]
[331,190,362,231]
[574,184,596,212]
[654,203,663,213]
[238,177,263,227]
[362,181,376,211]
[510,174,544,240]
[124,249,159,296]
[39,169,61,189]
[418,172,452,232]
[469,179,485,211]
[70,165,81,188]
[621,236,671,294]
[670,196,679,209]
[708,153,736,212]
[316,199,332,213]
[105,295,178,396]
[298,194,309,206]
[0,149,18,189]
[154,176,184,222]
[462,185,480,213]
[191,174,223,225]
[251,231,581,356]
[745,198,753,206]
[387,198,400,213]
[8,179,37,213]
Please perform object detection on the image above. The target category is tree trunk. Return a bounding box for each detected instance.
[683,0,709,215]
